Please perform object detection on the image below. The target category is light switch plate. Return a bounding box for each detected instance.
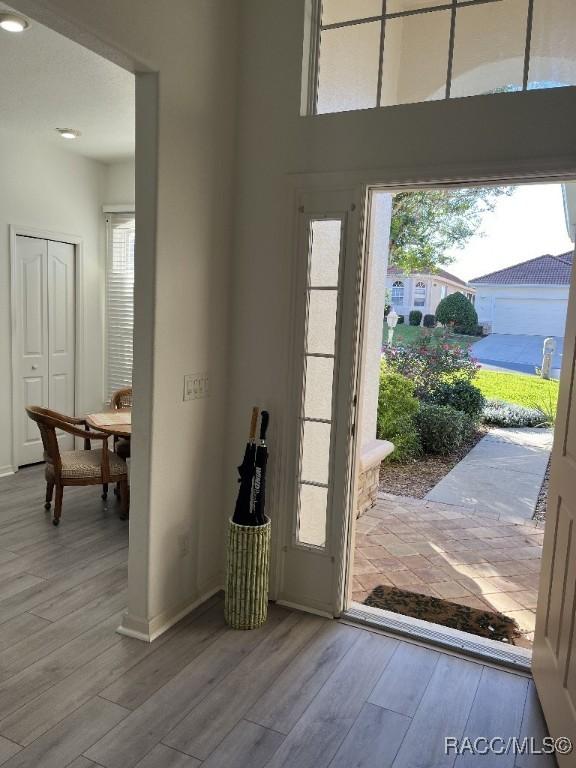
[183,372,209,401]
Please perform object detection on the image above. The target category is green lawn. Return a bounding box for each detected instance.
[475,369,559,412]
[386,323,477,351]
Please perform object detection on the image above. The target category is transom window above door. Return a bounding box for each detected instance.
[311,0,576,114]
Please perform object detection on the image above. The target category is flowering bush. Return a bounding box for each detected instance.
[382,332,479,398]
[482,399,548,428]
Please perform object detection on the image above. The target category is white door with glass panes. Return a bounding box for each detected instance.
[15,236,75,466]
[277,189,363,616]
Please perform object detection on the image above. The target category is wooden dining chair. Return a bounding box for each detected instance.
[25,406,129,526]
[110,387,132,461]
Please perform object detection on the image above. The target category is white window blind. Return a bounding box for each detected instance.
[105,213,135,401]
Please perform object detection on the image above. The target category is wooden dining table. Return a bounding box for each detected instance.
[86,409,132,438]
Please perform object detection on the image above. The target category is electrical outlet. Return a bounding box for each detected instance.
[183,372,209,401]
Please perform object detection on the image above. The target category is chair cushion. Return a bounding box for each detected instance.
[56,449,127,480]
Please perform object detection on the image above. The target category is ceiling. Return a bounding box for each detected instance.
[0,3,135,163]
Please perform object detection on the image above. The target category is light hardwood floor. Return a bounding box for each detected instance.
[0,466,553,767]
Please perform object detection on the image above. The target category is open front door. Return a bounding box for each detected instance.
[276,188,364,617]
[533,247,576,763]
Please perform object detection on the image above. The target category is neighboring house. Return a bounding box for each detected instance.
[470,252,573,336]
[386,266,475,319]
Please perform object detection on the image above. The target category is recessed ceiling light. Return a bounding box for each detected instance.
[56,128,81,140]
[0,13,29,32]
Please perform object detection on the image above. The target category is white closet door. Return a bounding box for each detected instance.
[15,236,76,466]
[15,236,49,465]
[47,240,75,452]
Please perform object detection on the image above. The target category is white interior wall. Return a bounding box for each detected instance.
[0,127,106,474]
[229,0,576,599]
[104,159,135,206]
[9,0,576,630]
[12,0,240,640]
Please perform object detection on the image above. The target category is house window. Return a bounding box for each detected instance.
[441,285,447,299]
[105,213,135,401]
[414,281,426,307]
[391,280,404,306]
[312,0,576,115]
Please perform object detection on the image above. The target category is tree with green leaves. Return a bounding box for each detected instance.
[389,187,513,273]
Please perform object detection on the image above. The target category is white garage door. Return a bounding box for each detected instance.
[493,298,568,336]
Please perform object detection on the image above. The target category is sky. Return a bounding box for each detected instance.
[444,183,574,282]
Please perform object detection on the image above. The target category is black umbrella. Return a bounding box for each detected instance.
[233,407,259,525]
[252,410,269,526]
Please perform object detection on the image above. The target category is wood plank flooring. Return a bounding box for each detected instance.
[0,465,552,767]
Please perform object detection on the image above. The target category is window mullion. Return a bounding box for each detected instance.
[522,0,535,90]
[376,0,387,107]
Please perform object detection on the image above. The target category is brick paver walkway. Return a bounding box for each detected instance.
[353,494,544,648]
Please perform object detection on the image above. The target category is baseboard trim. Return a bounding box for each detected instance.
[117,583,223,643]
[276,599,334,619]
[0,466,16,478]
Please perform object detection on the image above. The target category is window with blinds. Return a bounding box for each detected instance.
[105,213,135,401]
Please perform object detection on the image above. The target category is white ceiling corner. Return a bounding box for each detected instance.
[0,2,134,163]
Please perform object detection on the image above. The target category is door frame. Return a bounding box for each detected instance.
[339,173,576,664]
[273,187,368,617]
[9,225,85,472]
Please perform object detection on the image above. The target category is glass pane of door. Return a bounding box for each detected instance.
[297,217,343,548]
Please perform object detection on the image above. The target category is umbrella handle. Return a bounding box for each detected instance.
[249,407,259,440]
[260,410,270,442]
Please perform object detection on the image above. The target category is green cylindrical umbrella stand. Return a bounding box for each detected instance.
[224,517,271,630]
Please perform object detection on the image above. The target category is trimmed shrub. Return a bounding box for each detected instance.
[423,380,486,421]
[423,314,436,328]
[377,368,422,463]
[482,399,548,428]
[415,403,474,455]
[436,292,478,335]
[397,315,405,324]
[377,369,419,436]
[409,310,422,327]
[385,416,423,464]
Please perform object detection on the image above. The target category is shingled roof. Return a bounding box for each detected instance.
[469,252,573,286]
[387,265,469,288]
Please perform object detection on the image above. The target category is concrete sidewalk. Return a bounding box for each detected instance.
[425,427,553,524]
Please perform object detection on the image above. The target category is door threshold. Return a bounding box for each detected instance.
[343,601,532,673]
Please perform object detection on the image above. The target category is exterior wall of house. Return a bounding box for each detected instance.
[386,274,473,319]
[474,284,569,335]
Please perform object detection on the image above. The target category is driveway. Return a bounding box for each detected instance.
[471,334,563,377]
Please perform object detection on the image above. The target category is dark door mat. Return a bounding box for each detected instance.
[364,585,522,645]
